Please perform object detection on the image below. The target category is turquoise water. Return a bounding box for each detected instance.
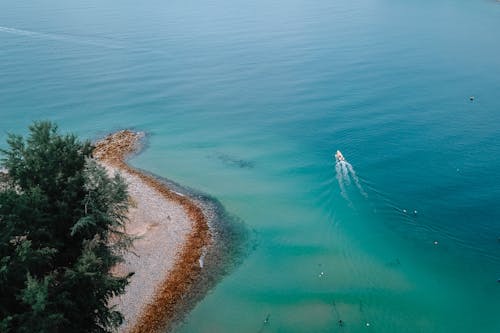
[1,0,500,332]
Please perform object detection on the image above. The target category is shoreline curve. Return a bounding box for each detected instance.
[94,130,222,333]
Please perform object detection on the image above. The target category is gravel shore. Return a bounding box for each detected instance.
[94,131,212,333]
[106,164,192,332]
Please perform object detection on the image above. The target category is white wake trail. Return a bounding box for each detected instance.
[346,162,368,197]
[335,162,349,201]
[340,161,350,185]
[333,152,368,202]
[0,26,124,49]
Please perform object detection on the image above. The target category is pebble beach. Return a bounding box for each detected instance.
[94,131,212,333]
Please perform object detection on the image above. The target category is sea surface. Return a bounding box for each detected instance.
[1,0,500,332]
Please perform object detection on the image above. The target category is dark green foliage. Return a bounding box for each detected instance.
[0,122,131,333]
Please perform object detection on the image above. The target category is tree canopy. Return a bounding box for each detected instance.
[0,122,131,333]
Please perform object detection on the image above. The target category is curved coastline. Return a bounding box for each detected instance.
[94,130,247,333]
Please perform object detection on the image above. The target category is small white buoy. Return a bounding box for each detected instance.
[403,209,407,213]
[366,322,371,327]
[414,210,418,214]
[434,241,439,245]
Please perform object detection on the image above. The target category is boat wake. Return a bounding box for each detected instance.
[0,26,124,49]
[334,150,367,202]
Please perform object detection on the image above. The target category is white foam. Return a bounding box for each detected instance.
[340,161,350,184]
[334,153,368,202]
[346,162,367,197]
[335,162,349,201]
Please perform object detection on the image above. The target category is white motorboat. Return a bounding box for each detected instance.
[335,150,345,163]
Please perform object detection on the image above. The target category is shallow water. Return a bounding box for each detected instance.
[1,0,500,331]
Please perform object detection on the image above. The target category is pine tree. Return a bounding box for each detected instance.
[0,122,131,333]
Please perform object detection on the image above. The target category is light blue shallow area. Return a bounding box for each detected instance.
[1,0,500,332]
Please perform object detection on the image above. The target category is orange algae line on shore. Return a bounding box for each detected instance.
[94,130,211,333]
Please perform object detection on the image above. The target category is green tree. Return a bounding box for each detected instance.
[0,122,131,333]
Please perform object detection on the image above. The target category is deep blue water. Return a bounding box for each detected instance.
[1,0,500,332]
